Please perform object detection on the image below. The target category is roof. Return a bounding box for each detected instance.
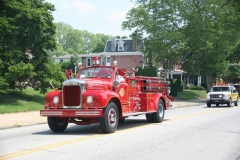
[55,52,143,59]
[104,38,142,52]
[170,70,186,74]
[54,54,73,59]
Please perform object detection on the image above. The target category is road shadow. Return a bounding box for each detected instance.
[204,104,238,108]
[33,118,157,135]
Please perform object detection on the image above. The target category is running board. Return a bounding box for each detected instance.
[123,111,156,117]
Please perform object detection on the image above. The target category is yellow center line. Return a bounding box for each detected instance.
[0,107,238,159]
[165,108,231,122]
[0,134,102,160]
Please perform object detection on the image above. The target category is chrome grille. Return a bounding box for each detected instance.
[210,94,223,100]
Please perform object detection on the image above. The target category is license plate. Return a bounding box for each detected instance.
[215,101,218,102]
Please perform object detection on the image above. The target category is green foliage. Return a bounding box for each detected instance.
[54,22,111,55]
[0,0,67,94]
[0,60,8,93]
[123,0,240,91]
[37,62,66,93]
[5,62,36,90]
[135,66,158,77]
[168,78,183,97]
[60,54,81,74]
[185,86,206,91]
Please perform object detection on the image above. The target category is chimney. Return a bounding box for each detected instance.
[111,37,116,52]
[132,33,137,51]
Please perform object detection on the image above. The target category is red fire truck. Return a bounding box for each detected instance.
[40,57,174,133]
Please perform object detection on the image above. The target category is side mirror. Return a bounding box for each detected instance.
[113,80,120,87]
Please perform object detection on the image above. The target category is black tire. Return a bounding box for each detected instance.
[227,99,231,107]
[152,99,165,123]
[47,117,68,132]
[216,104,219,107]
[207,103,211,107]
[145,114,153,123]
[100,102,119,133]
[119,118,125,123]
[234,100,238,106]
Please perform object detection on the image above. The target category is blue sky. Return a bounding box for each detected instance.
[46,0,136,37]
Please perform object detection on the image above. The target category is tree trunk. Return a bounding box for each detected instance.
[205,72,213,92]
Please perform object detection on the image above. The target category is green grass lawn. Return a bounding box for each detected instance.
[176,89,206,100]
[0,88,49,114]
[0,88,206,114]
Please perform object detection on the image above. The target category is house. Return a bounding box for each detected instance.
[54,37,193,86]
[55,37,145,69]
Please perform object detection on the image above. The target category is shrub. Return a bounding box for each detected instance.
[185,86,205,91]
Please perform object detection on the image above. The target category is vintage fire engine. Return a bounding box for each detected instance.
[40,57,174,133]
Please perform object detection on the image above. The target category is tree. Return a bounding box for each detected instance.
[91,33,111,53]
[123,0,240,90]
[54,22,111,54]
[0,59,8,93]
[0,0,64,94]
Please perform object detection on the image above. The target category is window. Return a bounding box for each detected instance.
[117,40,125,51]
[107,57,110,63]
[106,56,110,66]
[86,58,91,66]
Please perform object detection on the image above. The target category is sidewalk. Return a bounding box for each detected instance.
[0,100,205,130]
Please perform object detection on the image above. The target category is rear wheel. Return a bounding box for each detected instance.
[48,117,68,132]
[100,102,119,133]
[152,99,165,123]
[234,100,238,106]
[145,114,153,123]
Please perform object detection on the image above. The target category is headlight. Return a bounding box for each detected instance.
[53,96,59,104]
[223,94,229,99]
[87,96,93,104]
[206,94,210,99]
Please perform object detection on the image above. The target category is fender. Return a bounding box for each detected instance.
[45,90,62,109]
[82,90,120,108]
[152,93,168,110]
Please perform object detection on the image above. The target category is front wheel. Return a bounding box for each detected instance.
[227,100,231,107]
[152,99,165,123]
[47,117,68,132]
[119,118,125,123]
[207,103,211,107]
[100,102,119,133]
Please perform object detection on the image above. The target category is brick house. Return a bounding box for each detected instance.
[54,37,193,86]
[55,37,145,69]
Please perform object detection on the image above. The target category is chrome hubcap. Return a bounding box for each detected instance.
[108,108,116,127]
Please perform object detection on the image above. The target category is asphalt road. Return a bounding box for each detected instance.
[0,104,240,160]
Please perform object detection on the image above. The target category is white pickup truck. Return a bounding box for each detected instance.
[206,85,238,107]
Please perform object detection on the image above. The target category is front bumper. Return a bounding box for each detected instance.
[206,99,230,104]
[40,109,103,118]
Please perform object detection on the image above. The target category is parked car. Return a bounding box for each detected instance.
[233,84,240,96]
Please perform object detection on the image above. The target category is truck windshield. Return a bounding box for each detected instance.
[210,87,230,92]
[78,67,113,79]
